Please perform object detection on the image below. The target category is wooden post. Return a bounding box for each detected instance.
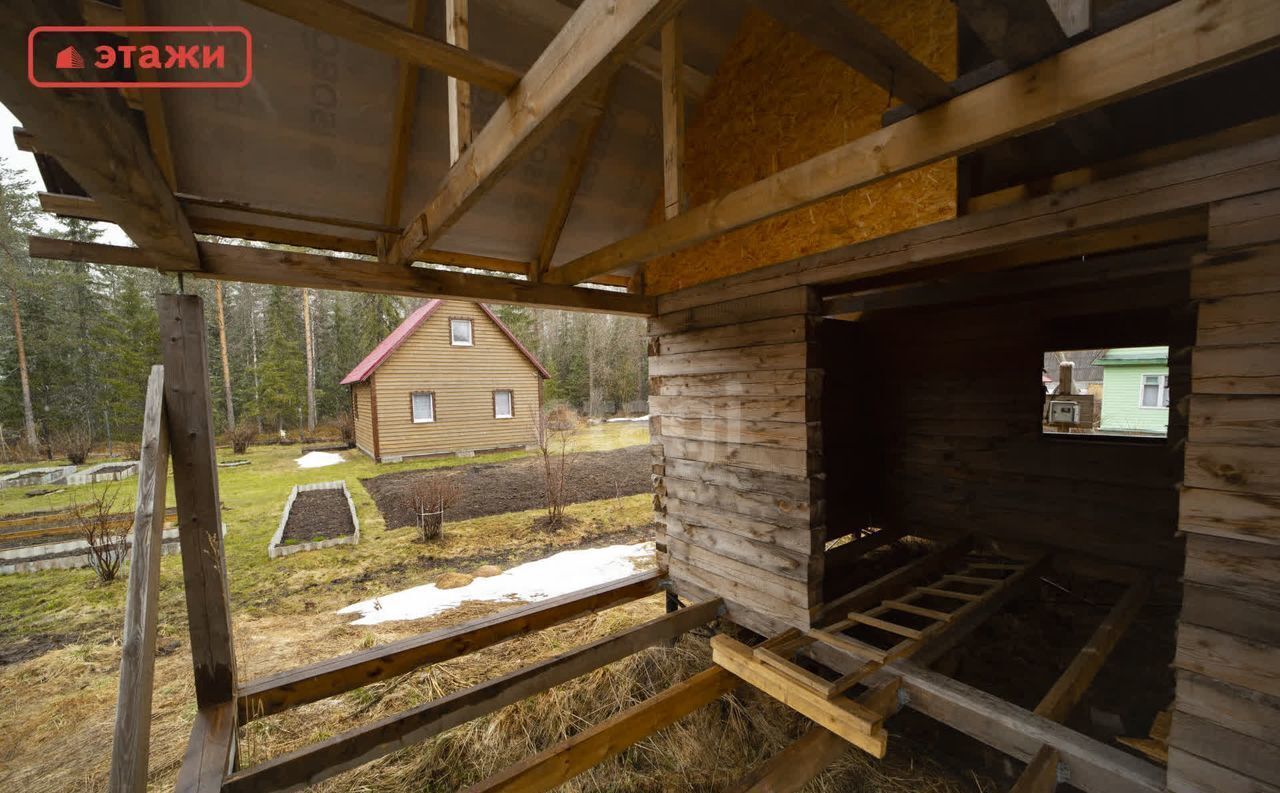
[661,14,685,220]
[158,294,237,708]
[108,365,170,793]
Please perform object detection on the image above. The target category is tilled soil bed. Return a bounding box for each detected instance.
[362,445,650,530]
[281,489,356,543]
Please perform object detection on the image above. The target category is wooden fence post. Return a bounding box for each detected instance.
[158,294,237,708]
[108,364,169,793]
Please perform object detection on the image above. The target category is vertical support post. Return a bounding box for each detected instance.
[446,0,472,164]
[158,294,237,708]
[661,14,685,220]
[109,364,169,793]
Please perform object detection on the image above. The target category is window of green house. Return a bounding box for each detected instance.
[1042,347,1169,439]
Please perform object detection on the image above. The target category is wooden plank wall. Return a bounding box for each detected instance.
[1167,190,1280,793]
[821,266,1194,595]
[649,287,824,632]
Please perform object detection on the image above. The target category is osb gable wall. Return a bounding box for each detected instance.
[643,0,958,295]
[820,271,1195,585]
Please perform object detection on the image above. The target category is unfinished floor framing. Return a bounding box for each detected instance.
[3,0,1279,790]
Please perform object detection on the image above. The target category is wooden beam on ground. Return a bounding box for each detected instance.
[236,571,662,721]
[174,701,236,793]
[751,0,953,108]
[382,0,429,240]
[712,635,889,757]
[242,0,519,93]
[724,726,851,793]
[1033,578,1152,723]
[501,0,710,99]
[158,294,236,708]
[887,659,1164,793]
[0,2,198,269]
[1010,746,1063,793]
[824,526,910,578]
[30,237,654,316]
[446,0,472,164]
[532,81,613,281]
[108,365,169,793]
[462,666,739,793]
[544,0,1280,285]
[223,598,721,793]
[657,131,1280,314]
[387,0,685,267]
[662,16,685,221]
[817,535,973,625]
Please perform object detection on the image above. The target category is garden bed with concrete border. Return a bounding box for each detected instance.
[268,481,359,559]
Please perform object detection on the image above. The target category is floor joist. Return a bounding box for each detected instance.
[222,598,723,793]
[237,570,662,721]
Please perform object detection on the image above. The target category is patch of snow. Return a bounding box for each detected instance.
[338,542,655,625]
[606,414,649,423]
[295,451,345,469]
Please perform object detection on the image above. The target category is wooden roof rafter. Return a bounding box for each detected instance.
[386,0,688,269]
[542,0,1280,286]
[242,0,522,94]
[380,0,430,250]
[751,0,954,109]
[0,0,198,270]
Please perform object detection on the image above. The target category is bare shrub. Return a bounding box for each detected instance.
[55,426,94,465]
[228,420,258,454]
[336,411,355,448]
[407,475,462,541]
[73,487,127,583]
[531,404,581,530]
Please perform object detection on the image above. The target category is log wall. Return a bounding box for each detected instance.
[821,266,1195,595]
[650,287,824,633]
[1167,190,1280,793]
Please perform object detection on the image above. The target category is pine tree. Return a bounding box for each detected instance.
[258,286,306,432]
[0,161,39,448]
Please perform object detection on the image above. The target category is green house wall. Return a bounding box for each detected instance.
[1098,364,1170,434]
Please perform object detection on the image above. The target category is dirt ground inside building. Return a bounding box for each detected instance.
[362,445,652,530]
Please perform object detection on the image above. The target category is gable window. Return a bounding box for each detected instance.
[450,318,473,346]
[1140,374,1170,408]
[411,391,435,423]
[494,389,513,419]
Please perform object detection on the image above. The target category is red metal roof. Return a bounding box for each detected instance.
[340,300,549,384]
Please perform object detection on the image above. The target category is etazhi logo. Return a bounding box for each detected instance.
[29,26,251,89]
[54,46,83,70]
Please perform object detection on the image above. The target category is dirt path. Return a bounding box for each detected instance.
[361,445,651,530]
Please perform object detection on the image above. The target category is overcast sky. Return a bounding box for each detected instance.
[0,101,131,245]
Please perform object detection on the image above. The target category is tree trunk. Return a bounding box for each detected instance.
[248,291,263,433]
[7,283,36,448]
[215,282,236,429]
[302,288,316,431]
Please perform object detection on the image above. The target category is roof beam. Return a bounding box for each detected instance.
[242,0,521,94]
[543,0,1280,286]
[657,131,1280,314]
[662,16,686,220]
[531,81,613,281]
[120,0,176,188]
[387,0,687,268]
[955,0,1070,67]
[503,0,711,100]
[0,1,198,269]
[445,0,473,164]
[751,0,954,108]
[28,236,655,316]
[381,0,429,238]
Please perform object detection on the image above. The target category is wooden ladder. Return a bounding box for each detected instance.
[755,552,1046,700]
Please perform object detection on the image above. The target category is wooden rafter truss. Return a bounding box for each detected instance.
[1,0,1273,314]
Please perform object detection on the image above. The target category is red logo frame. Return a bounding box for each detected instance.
[28,26,252,89]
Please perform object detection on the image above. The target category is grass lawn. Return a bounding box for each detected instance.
[0,421,663,791]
